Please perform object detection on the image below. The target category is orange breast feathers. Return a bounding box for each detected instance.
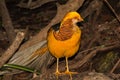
[47,19,81,58]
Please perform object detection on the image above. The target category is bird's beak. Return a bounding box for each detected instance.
[78,18,84,22]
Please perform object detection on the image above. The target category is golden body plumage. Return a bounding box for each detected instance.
[47,12,83,79]
[47,25,81,58]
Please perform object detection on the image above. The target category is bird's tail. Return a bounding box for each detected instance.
[29,44,48,60]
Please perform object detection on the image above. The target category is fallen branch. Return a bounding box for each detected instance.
[104,0,120,23]
[0,32,25,68]
[0,0,16,44]
[110,58,120,73]
[81,0,103,18]
[78,41,120,56]
[17,0,55,9]
[69,42,120,70]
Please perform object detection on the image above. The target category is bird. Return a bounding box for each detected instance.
[47,11,83,79]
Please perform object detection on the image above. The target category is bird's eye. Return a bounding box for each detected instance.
[76,21,84,26]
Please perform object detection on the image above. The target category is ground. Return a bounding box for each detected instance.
[0,0,120,80]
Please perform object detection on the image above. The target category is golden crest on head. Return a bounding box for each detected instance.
[61,11,83,25]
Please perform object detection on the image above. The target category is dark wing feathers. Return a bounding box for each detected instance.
[51,23,60,31]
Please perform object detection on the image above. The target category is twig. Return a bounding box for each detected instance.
[0,32,25,68]
[27,0,32,7]
[75,41,119,59]
[69,42,120,69]
[86,32,100,49]
[81,0,103,18]
[110,58,120,73]
[17,0,55,9]
[0,0,16,44]
[104,0,120,23]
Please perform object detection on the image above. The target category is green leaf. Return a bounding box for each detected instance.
[3,64,40,75]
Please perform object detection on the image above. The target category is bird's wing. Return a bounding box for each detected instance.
[51,23,60,31]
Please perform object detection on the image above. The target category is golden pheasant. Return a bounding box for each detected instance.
[47,12,83,78]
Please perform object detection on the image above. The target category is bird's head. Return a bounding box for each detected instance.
[61,12,84,25]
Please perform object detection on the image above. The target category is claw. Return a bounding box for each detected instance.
[63,71,78,80]
[55,71,62,75]
[54,71,62,79]
[64,71,78,75]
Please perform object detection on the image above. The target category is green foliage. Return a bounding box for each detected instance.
[2,64,40,75]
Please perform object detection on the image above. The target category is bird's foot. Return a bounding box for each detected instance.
[55,71,62,75]
[64,71,78,75]
[54,71,62,79]
[63,71,78,80]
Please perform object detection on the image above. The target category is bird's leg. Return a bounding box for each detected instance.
[64,57,78,80]
[55,58,61,78]
[65,57,70,73]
